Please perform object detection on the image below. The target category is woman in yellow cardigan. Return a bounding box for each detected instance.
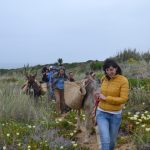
[96,59,129,150]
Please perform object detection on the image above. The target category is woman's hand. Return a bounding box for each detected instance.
[94,93,105,100]
[99,94,106,100]
[94,92,100,99]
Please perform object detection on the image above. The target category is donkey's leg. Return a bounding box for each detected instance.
[77,110,81,131]
[84,110,93,143]
[84,114,90,143]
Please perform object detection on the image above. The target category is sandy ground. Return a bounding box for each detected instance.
[58,114,136,150]
[75,126,99,150]
[74,125,136,150]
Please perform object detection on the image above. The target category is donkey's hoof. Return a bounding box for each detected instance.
[76,128,82,133]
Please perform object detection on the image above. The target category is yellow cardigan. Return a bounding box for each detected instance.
[98,75,129,111]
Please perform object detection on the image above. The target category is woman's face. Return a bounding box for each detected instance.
[105,66,117,78]
[59,69,64,75]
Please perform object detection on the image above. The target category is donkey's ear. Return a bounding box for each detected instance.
[24,65,29,79]
[26,74,29,79]
[33,72,37,78]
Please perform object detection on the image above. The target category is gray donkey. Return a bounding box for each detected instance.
[76,77,100,143]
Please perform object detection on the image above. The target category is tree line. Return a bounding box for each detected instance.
[112,49,150,62]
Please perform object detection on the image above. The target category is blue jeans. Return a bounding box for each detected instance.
[96,110,122,150]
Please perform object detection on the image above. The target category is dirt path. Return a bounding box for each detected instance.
[74,125,136,150]
[57,114,136,150]
[116,143,136,150]
[75,126,99,150]
[57,114,100,150]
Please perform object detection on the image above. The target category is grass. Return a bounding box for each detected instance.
[0,82,55,123]
[0,78,90,149]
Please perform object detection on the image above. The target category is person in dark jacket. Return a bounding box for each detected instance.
[41,65,49,83]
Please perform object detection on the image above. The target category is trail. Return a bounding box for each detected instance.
[57,114,136,150]
[75,126,100,150]
[74,124,136,150]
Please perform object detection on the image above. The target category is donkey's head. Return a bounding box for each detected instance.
[82,77,100,109]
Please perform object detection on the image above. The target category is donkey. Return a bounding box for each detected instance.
[22,67,41,100]
[27,74,41,98]
[76,77,100,143]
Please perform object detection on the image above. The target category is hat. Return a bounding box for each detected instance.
[49,65,57,70]
[49,65,53,70]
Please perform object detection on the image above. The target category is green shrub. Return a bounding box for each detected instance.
[96,71,104,80]
[128,78,150,90]
[90,61,103,71]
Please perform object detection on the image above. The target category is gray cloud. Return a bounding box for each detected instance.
[0,0,150,68]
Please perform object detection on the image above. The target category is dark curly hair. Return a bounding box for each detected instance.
[103,59,122,75]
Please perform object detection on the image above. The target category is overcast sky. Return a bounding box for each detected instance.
[0,0,150,69]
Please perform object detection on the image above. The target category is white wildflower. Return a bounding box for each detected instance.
[136,122,140,125]
[16,132,19,136]
[138,119,142,122]
[136,112,140,115]
[134,114,138,118]
[68,121,72,124]
[73,143,78,147]
[145,128,150,132]
[71,141,75,144]
[58,118,62,122]
[70,133,74,136]
[28,125,32,128]
[128,112,131,115]
[73,130,77,133]
[130,116,137,120]
[141,124,146,128]
[144,111,148,114]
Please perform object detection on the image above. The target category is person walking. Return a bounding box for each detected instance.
[41,65,49,83]
[47,65,57,100]
[51,66,68,114]
[96,59,129,150]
